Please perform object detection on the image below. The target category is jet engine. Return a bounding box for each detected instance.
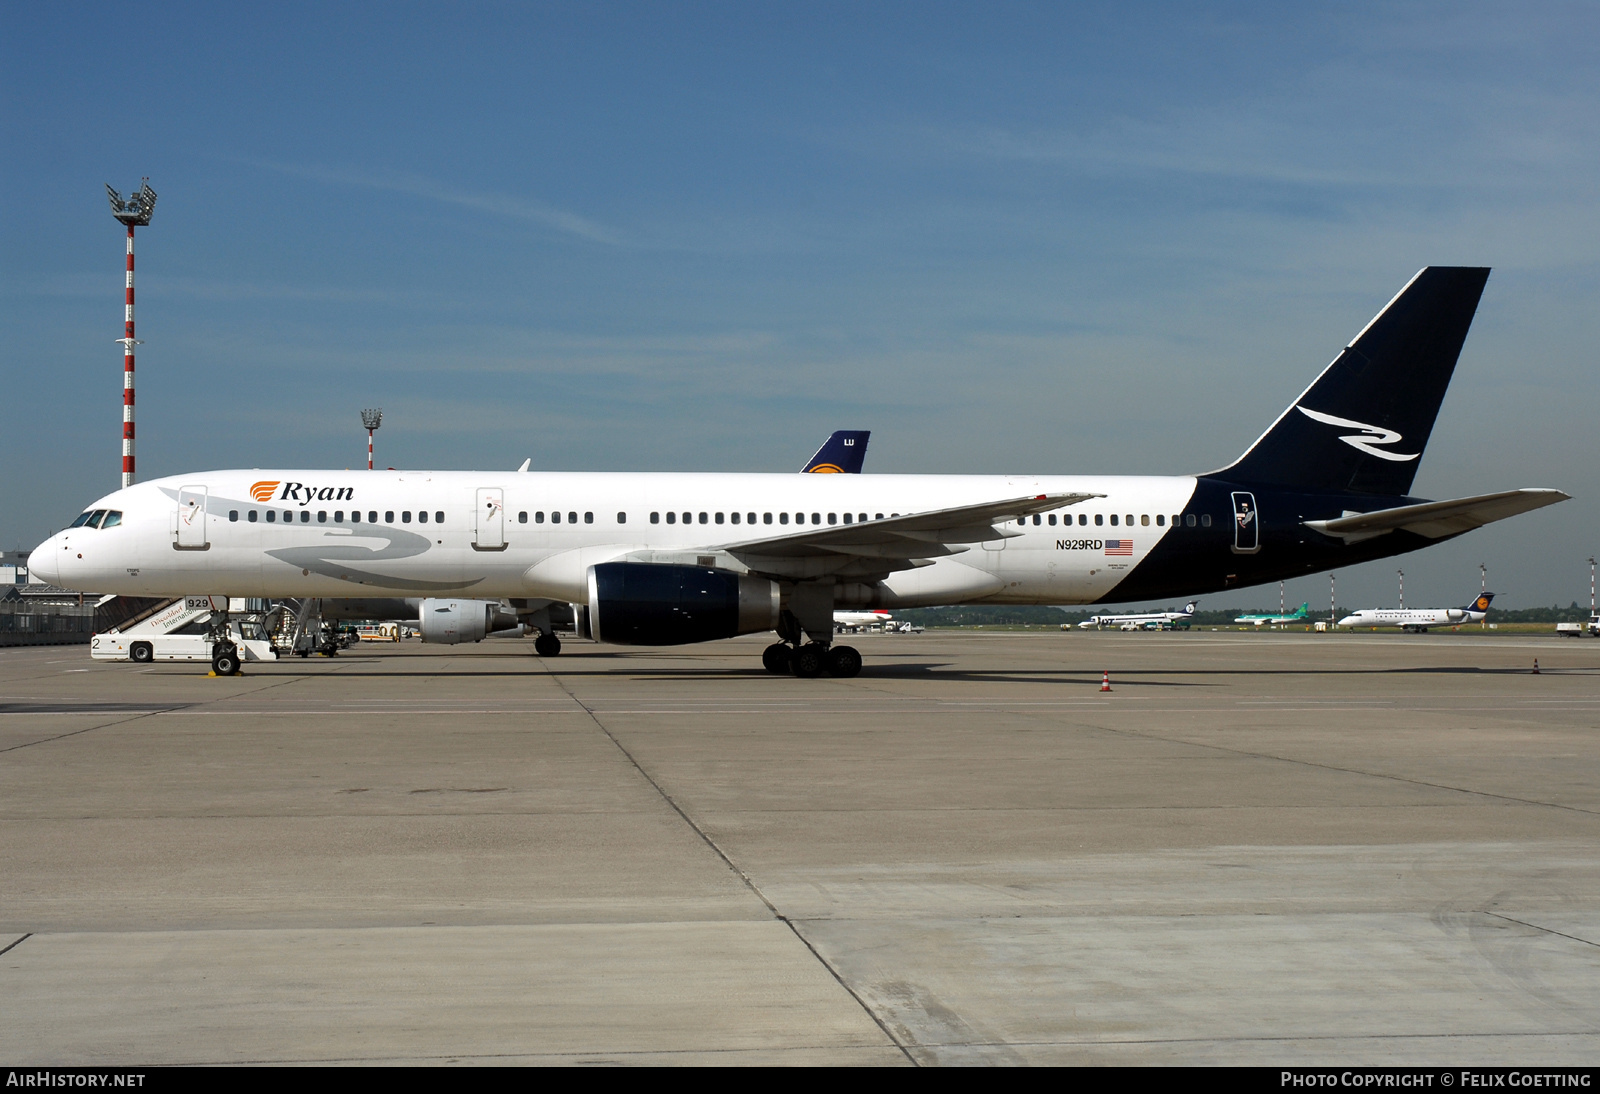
[586,563,778,646]
[419,598,518,644]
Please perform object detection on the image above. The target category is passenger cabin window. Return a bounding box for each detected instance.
[651,512,660,524]
[352,511,362,523]
[1141,514,1149,526]
[1126,514,1134,525]
[828,513,836,525]
[318,511,328,523]
[334,511,344,522]
[300,511,311,523]
[617,512,626,524]
[681,512,691,524]
[876,513,885,520]
[1109,514,1119,526]
[402,511,412,523]
[229,511,239,522]
[748,513,757,524]
[763,513,773,524]
[518,512,528,524]
[1201,514,1212,527]
[1095,514,1104,526]
[1155,515,1165,526]
[666,512,676,524]
[418,511,428,523]
[436,511,444,523]
[699,512,708,524]
[248,510,258,523]
[811,513,820,524]
[584,512,593,524]
[730,513,740,524]
[569,512,578,524]
[715,513,724,524]
[843,513,851,524]
[535,511,545,523]
[1185,513,1196,527]
[266,511,276,523]
[1079,514,1087,526]
[779,513,789,525]
[385,511,394,523]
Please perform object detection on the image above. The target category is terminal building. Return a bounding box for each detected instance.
[0,550,96,646]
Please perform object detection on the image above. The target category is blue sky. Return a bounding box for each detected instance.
[3,2,1596,608]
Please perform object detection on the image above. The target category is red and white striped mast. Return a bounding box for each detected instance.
[107,180,157,489]
[361,408,382,470]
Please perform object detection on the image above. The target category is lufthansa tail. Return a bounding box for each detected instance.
[1220,267,1490,495]
[802,431,871,474]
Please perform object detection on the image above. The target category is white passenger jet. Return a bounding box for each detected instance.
[31,267,1567,678]
[1077,603,1198,630]
[1339,593,1495,633]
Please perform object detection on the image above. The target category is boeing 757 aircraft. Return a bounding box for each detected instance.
[1339,592,1495,633]
[32,267,1566,677]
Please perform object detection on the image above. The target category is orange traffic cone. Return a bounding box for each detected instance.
[1532,659,1540,675]
[1100,670,1112,692]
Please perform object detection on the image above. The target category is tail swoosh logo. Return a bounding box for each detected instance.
[1296,406,1420,462]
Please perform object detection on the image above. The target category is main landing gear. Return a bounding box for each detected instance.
[534,632,562,657]
[762,641,862,679]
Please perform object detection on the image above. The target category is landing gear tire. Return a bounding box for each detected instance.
[211,645,240,677]
[762,643,792,674]
[534,632,562,657]
[791,643,828,678]
[129,642,153,664]
[826,644,862,678]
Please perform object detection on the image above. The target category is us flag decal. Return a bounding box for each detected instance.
[1104,539,1133,556]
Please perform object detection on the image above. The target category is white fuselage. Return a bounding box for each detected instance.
[32,469,1201,608]
[1337,607,1485,629]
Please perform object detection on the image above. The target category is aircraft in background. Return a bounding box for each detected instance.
[801,431,870,474]
[34,267,1567,678]
[1339,592,1494,633]
[1078,603,1198,630]
[1236,602,1312,626]
[834,608,893,632]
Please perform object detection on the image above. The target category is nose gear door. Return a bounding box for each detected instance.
[176,486,209,549]
[1231,491,1260,554]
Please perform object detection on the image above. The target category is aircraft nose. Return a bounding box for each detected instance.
[28,536,61,585]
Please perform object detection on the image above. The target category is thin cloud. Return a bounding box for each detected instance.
[247,159,627,246]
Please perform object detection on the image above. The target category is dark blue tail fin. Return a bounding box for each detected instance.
[1465,592,1495,613]
[802,430,870,474]
[1218,267,1490,495]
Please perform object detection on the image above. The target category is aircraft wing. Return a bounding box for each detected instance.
[714,492,1100,575]
[1303,489,1569,544]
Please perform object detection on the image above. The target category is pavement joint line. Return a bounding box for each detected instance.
[540,657,920,1066]
[1481,911,1600,949]
[0,650,361,754]
[1069,719,1600,818]
[150,1044,908,1066]
[0,933,31,956]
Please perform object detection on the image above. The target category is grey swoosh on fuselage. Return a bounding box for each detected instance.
[165,488,484,592]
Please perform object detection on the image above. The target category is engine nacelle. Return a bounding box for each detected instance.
[419,598,495,644]
[587,563,778,646]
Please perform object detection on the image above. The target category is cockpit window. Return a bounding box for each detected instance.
[100,511,122,529]
[69,511,98,528]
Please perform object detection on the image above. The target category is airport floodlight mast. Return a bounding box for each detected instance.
[1590,557,1596,616]
[106,180,156,488]
[1330,573,1336,624]
[1397,569,1404,610]
[362,408,382,470]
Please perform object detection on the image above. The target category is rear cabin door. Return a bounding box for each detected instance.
[1231,491,1260,554]
[176,486,209,549]
[475,487,506,550]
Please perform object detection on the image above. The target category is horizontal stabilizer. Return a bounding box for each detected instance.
[1303,489,1569,544]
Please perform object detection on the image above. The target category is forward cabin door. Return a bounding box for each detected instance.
[475,487,506,551]
[176,486,209,549]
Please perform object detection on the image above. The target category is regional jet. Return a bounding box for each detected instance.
[31,267,1567,678]
[1235,602,1312,626]
[1339,593,1495,633]
[1077,603,1198,630]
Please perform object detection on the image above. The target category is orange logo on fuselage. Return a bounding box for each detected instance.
[250,481,281,502]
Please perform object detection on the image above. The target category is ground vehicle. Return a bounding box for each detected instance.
[1556,616,1600,637]
[91,617,277,665]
